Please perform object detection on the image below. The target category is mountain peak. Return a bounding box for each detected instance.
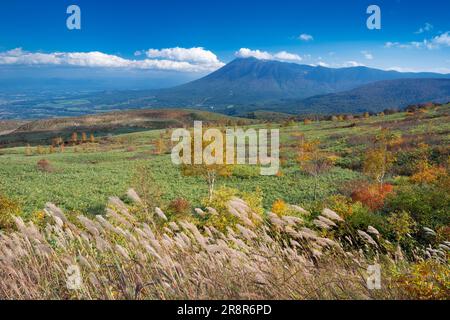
[150,58,450,112]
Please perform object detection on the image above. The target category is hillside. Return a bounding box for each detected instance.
[0,120,29,135]
[277,78,450,114]
[0,109,250,146]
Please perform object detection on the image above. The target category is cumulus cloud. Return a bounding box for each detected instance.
[298,34,313,41]
[235,48,273,60]
[0,47,225,72]
[235,48,302,62]
[430,32,450,48]
[361,50,373,60]
[143,47,219,63]
[415,23,433,34]
[385,31,450,50]
[273,51,302,62]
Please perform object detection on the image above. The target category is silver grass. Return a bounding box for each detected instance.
[44,203,68,223]
[206,207,219,216]
[115,244,130,260]
[367,226,380,236]
[155,207,168,221]
[290,205,309,215]
[126,188,143,205]
[318,215,337,227]
[195,208,206,217]
[321,208,344,222]
[357,230,378,247]
[313,219,331,230]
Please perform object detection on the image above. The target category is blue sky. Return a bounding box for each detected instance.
[0,0,449,89]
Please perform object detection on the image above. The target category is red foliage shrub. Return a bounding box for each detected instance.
[37,159,53,173]
[351,183,394,211]
[168,198,191,215]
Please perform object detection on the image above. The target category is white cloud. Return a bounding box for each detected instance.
[384,41,416,49]
[143,47,223,67]
[0,47,225,73]
[235,48,302,62]
[384,31,450,50]
[429,31,450,48]
[361,50,373,60]
[273,51,302,62]
[235,48,273,60]
[298,34,313,41]
[415,22,433,34]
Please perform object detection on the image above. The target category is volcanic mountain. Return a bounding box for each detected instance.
[149,57,450,109]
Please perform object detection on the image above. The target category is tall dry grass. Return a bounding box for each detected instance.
[0,193,446,300]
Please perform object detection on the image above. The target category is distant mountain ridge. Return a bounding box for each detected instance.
[276,78,450,114]
[1,57,450,119]
[149,57,450,108]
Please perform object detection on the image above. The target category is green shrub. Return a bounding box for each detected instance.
[345,203,387,234]
[384,177,450,229]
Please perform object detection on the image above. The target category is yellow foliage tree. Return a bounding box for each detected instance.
[181,139,233,201]
[71,132,78,145]
[297,138,333,200]
[363,129,395,186]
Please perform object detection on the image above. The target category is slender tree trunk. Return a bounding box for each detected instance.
[207,172,216,201]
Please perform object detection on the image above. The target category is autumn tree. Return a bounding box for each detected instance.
[363,128,395,187]
[81,132,87,143]
[36,145,45,155]
[25,144,32,156]
[52,137,63,147]
[180,133,233,201]
[153,138,165,155]
[131,163,162,213]
[89,133,95,143]
[70,132,78,145]
[297,137,333,200]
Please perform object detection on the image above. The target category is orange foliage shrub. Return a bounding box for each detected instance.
[351,183,394,211]
[410,161,446,184]
[271,199,288,216]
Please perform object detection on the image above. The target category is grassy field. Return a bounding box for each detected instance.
[0,104,449,300]
[0,105,448,217]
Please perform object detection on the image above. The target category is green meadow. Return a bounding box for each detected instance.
[0,105,448,218]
